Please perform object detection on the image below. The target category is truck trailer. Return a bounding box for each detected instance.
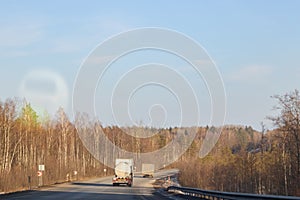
[112,159,133,187]
[142,163,154,178]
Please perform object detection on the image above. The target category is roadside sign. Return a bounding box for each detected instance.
[37,171,42,177]
[39,165,45,171]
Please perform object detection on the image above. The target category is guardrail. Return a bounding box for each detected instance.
[167,186,300,200]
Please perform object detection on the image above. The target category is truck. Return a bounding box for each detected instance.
[142,163,154,178]
[112,159,133,187]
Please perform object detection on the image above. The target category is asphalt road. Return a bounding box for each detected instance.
[1,169,178,200]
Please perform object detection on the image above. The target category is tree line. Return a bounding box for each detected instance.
[0,98,176,193]
[1,90,300,196]
[0,99,109,193]
[177,90,300,196]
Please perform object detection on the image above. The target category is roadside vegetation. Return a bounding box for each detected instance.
[177,90,300,196]
[0,100,111,193]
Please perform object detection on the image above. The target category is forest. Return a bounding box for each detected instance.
[1,90,300,196]
[177,90,300,196]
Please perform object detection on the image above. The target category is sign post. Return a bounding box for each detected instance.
[74,171,78,181]
[28,176,31,190]
[37,171,43,187]
[38,165,45,187]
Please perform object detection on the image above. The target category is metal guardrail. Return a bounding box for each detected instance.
[167,186,300,200]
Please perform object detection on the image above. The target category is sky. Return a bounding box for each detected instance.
[0,0,299,130]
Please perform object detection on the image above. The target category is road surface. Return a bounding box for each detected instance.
[1,169,178,200]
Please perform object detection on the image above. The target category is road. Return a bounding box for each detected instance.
[1,169,178,200]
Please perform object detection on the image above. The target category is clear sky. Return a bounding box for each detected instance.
[0,0,299,130]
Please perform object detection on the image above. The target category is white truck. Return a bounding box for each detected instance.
[112,159,133,187]
[142,163,154,178]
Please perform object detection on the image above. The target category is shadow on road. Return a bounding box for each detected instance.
[72,182,114,187]
[71,182,149,189]
[0,190,165,200]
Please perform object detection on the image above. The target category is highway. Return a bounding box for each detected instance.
[1,169,178,200]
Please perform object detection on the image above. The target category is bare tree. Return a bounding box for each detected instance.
[268,90,300,195]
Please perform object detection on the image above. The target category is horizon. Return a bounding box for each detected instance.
[0,97,269,132]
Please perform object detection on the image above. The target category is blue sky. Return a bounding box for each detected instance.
[0,1,299,130]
